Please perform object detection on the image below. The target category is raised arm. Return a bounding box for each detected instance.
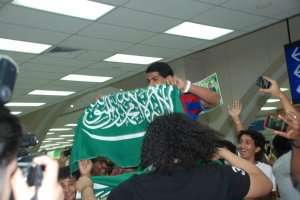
[166,75,220,106]
[276,111,300,183]
[260,76,300,183]
[76,176,96,200]
[77,160,96,200]
[216,148,272,198]
[228,100,245,134]
[260,76,297,113]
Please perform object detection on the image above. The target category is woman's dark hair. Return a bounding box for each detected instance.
[272,135,291,158]
[141,113,219,173]
[0,106,23,168]
[216,139,237,154]
[58,165,80,180]
[238,129,265,161]
[146,62,174,78]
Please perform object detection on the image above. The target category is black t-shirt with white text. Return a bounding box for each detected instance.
[107,164,250,200]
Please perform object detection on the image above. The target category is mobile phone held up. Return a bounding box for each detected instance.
[256,76,271,89]
[63,149,72,157]
[264,114,288,132]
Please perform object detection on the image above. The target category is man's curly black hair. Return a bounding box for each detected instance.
[141,113,219,173]
[146,62,174,78]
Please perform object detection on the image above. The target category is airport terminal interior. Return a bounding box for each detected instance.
[0,0,299,157]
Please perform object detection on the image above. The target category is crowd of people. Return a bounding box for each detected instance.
[0,61,300,200]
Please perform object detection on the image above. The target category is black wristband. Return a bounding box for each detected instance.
[292,141,300,149]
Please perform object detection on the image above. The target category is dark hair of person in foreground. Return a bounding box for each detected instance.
[141,113,219,173]
[0,106,23,167]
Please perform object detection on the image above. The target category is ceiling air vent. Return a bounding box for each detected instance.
[44,46,85,58]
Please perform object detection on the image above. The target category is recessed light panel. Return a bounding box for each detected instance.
[29,90,75,96]
[6,102,46,107]
[165,22,233,40]
[12,0,115,20]
[61,74,113,83]
[280,88,289,91]
[11,111,22,115]
[266,99,280,103]
[0,38,51,53]
[65,124,77,127]
[104,54,162,65]
[261,107,277,111]
[49,128,72,131]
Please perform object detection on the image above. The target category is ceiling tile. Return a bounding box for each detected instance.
[0,50,36,64]
[163,50,195,63]
[121,44,185,58]
[30,55,96,68]
[18,70,63,80]
[47,80,100,88]
[21,63,76,74]
[98,7,181,32]
[78,23,156,43]
[222,0,300,18]
[0,5,92,33]
[124,0,213,20]
[75,50,113,61]
[88,62,146,72]
[91,0,128,6]
[59,35,132,52]
[0,22,70,45]
[141,34,207,50]
[194,0,229,5]
[76,68,126,77]
[214,30,246,43]
[191,7,267,30]
[190,41,218,52]
[276,6,300,20]
[242,18,277,32]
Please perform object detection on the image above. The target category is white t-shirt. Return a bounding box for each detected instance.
[273,151,300,200]
[256,161,276,191]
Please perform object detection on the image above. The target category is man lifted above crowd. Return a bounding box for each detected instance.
[146,62,220,119]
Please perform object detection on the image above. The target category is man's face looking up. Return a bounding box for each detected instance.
[146,72,168,86]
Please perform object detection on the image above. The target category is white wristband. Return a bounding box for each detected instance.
[184,80,191,93]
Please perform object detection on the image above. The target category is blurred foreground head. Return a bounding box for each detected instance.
[141,113,219,173]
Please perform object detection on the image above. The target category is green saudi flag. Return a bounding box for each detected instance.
[70,85,184,173]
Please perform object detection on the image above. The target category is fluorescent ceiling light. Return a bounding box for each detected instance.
[42,143,60,147]
[165,22,234,40]
[45,147,60,150]
[46,132,55,135]
[6,102,46,107]
[59,135,74,137]
[104,54,163,65]
[266,99,280,103]
[261,107,277,111]
[67,139,74,142]
[12,0,115,20]
[61,74,113,83]
[65,124,77,127]
[0,38,51,53]
[45,138,64,141]
[49,128,72,131]
[57,142,71,144]
[42,141,51,143]
[29,90,75,96]
[11,111,22,115]
[280,88,289,91]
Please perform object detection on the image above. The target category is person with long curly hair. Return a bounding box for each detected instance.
[107,113,272,200]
